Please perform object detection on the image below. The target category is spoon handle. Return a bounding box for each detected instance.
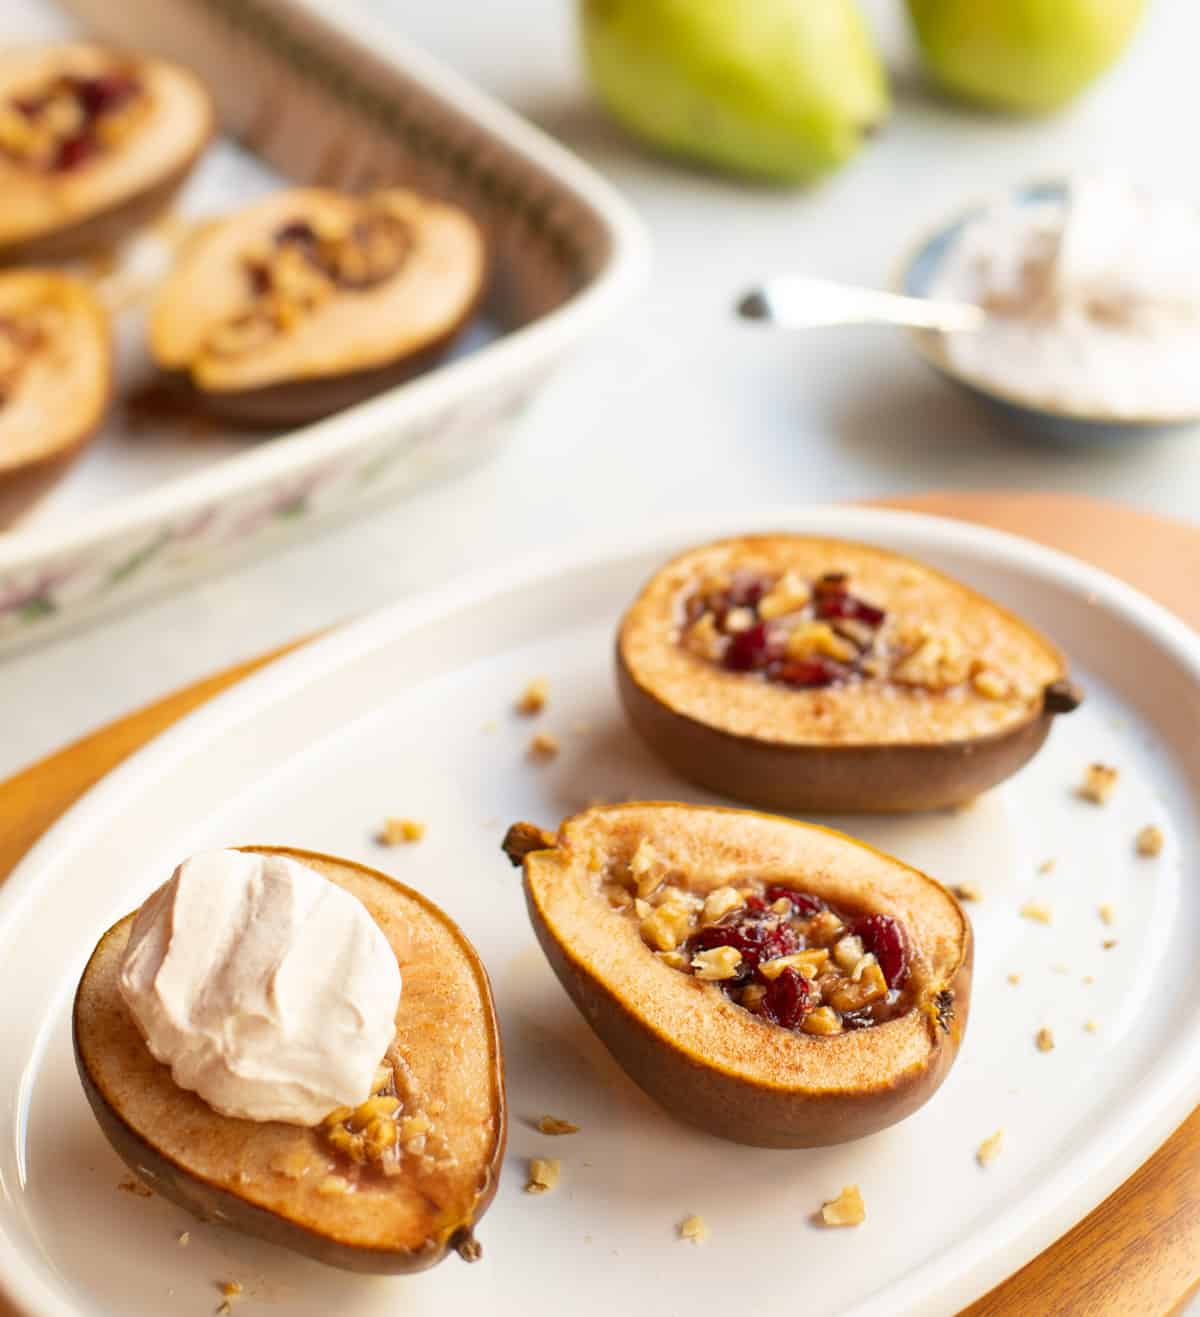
[737,275,985,334]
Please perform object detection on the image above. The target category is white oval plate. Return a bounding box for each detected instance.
[2,507,1198,1317]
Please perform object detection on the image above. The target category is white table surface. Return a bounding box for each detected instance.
[7,0,1200,780]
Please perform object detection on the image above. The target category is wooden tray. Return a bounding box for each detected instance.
[2,490,1197,1316]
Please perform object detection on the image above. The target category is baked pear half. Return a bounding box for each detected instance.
[73,846,506,1274]
[617,534,1082,812]
[0,44,213,262]
[149,187,487,424]
[505,803,971,1148]
[0,269,111,527]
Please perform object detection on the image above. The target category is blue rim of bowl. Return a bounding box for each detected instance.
[895,179,1200,438]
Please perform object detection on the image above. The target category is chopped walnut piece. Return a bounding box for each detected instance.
[178,1232,190,1246]
[976,1129,1004,1167]
[833,934,865,973]
[691,946,743,981]
[1007,972,1021,985]
[802,1006,842,1036]
[656,949,688,970]
[757,571,810,620]
[525,1157,560,1194]
[1102,938,1119,950]
[760,949,828,981]
[678,1213,710,1244]
[516,678,549,715]
[818,1184,866,1228]
[785,621,855,664]
[528,731,560,759]
[702,885,744,925]
[221,1282,243,1299]
[1136,825,1164,858]
[117,1177,152,1198]
[683,613,723,661]
[971,668,1011,700]
[1035,1027,1055,1053]
[640,901,694,952]
[629,838,668,898]
[1020,900,1052,924]
[1037,858,1057,875]
[951,883,982,902]
[381,816,425,844]
[1079,763,1118,804]
[892,626,971,690]
[536,1115,579,1136]
[1098,903,1115,926]
[827,959,887,1013]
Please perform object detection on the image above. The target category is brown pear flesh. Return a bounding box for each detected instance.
[0,269,112,527]
[73,846,506,1273]
[507,803,972,1148]
[0,44,214,263]
[149,187,486,425]
[617,534,1080,812]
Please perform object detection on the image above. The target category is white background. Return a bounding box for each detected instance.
[6,0,1200,778]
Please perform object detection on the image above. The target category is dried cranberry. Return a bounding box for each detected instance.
[813,587,886,628]
[52,134,95,171]
[689,914,795,973]
[743,895,767,915]
[773,658,843,687]
[765,886,824,918]
[759,922,800,962]
[72,73,138,118]
[275,219,318,247]
[726,573,767,609]
[761,968,813,1029]
[723,622,775,672]
[852,913,910,989]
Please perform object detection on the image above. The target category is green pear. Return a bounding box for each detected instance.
[580,0,889,183]
[907,0,1146,114]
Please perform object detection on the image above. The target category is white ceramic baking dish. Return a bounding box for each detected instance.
[0,0,648,653]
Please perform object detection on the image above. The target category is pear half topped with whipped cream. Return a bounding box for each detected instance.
[73,846,506,1273]
[149,187,486,425]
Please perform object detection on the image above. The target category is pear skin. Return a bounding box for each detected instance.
[581,0,889,182]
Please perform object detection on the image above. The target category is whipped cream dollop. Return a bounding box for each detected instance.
[119,849,401,1126]
[931,176,1200,418]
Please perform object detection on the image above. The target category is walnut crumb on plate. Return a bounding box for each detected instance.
[528,731,560,759]
[1098,903,1115,926]
[525,1157,560,1194]
[951,882,982,902]
[381,817,425,844]
[177,1231,190,1246]
[1084,1019,1099,1033]
[1135,824,1164,857]
[818,1185,866,1227]
[1103,939,1119,950]
[1035,1027,1055,1052]
[976,1129,1004,1167]
[678,1213,710,1243]
[516,678,549,715]
[1020,900,1052,924]
[537,1114,580,1136]
[1007,973,1021,985]
[1037,857,1056,875]
[1079,762,1118,804]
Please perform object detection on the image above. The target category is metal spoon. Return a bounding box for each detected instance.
[736,275,986,334]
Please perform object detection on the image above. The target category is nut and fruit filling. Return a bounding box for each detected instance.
[0,69,146,173]
[678,568,1014,698]
[312,1057,454,1187]
[207,210,413,359]
[604,839,913,1035]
